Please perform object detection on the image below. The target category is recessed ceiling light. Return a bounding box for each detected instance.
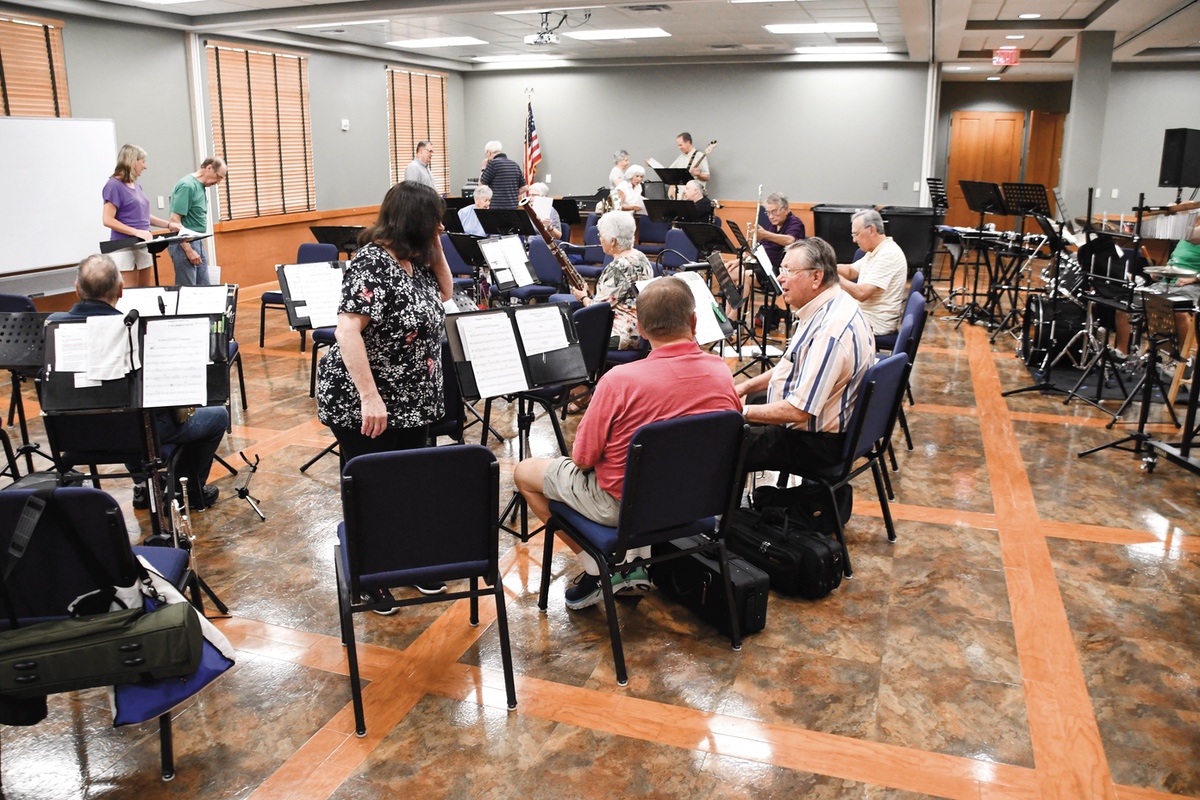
[955,65,971,71]
[295,19,388,29]
[1006,34,1025,40]
[564,27,669,40]
[1018,13,1041,19]
[387,36,489,48]
[473,53,563,62]
[987,76,1001,81]
[794,45,887,54]
[731,0,815,3]
[765,22,879,34]
[999,45,1017,50]
[495,5,602,15]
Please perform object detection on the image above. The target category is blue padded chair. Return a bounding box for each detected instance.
[573,226,607,281]
[875,279,925,352]
[261,242,338,349]
[635,216,670,257]
[505,238,561,305]
[787,353,911,576]
[427,340,465,445]
[605,334,650,372]
[547,293,583,313]
[657,228,699,274]
[538,410,747,686]
[0,487,193,780]
[441,233,477,297]
[558,222,570,246]
[335,446,517,735]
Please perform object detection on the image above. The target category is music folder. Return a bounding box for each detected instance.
[477,235,536,290]
[445,304,587,401]
[276,262,344,330]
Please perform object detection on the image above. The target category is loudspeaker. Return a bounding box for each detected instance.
[1159,128,1200,188]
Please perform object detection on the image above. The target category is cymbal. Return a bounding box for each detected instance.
[1144,265,1195,277]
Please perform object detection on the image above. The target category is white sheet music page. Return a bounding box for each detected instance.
[647,157,664,169]
[176,285,230,315]
[755,244,783,293]
[117,288,175,317]
[53,323,88,373]
[142,317,209,407]
[455,313,529,398]
[675,271,727,345]
[284,263,342,327]
[531,196,554,220]
[515,306,569,355]
[498,235,536,286]
[477,239,514,286]
[85,315,139,380]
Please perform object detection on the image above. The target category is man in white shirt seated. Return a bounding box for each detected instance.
[458,184,491,237]
[837,209,908,336]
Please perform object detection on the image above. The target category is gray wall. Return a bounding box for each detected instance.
[461,63,930,205]
[60,14,195,215]
[1094,65,1200,214]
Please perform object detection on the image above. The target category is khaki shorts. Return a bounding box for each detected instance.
[109,248,153,272]
[541,457,621,526]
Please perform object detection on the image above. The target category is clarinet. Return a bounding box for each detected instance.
[520,198,587,293]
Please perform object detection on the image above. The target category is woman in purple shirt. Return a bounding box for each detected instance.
[102,144,179,287]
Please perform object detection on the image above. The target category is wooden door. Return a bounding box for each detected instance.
[945,111,1025,228]
[1025,110,1066,216]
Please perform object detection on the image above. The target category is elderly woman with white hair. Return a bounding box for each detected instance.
[571,210,653,350]
[609,149,630,188]
[526,182,562,239]
[616,165,646,213]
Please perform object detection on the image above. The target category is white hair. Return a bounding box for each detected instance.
[623,164,645,180]
[528,182,550,197]
[473,184,492,201]
[597,210,636,251]
[484,140,502,154]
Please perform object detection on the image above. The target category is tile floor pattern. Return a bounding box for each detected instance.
[1,284,1198,799]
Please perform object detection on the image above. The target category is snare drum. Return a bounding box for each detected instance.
[1020,294,1086,367]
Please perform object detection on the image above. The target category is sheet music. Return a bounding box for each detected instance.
[647,157,664,169]
[477,238,512,285]
[53,323,88,373]
[283,263,342,327]
[755,244,783,293]
[531,196,554,220]
[515,306,569,355]
[117,288,175,317]
[636,274,727,345]
[178,226,206,240]
[176,285,230,315]
[498,235,536,286]
[86,315,139,380]
[142,317,209,407]
[455,313,529,398]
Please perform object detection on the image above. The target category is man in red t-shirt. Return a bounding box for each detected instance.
[514,277,740,610]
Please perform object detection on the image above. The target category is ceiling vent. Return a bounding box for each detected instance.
[623,4,671,12]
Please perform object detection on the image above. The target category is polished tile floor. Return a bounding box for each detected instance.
[2,284,1198,800]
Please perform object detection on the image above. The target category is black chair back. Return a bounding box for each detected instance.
[573,302,614,380]
[838,353,910,472]
[614,410,745,553]
[428,340,464,444]
[42,410,147,474]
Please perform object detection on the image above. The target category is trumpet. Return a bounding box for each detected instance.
[748,184,763,252]
[171,477,196,557]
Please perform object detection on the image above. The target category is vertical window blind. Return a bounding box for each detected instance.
[207,42,314,220]
[0,13,70,117]
[387,67,449,193]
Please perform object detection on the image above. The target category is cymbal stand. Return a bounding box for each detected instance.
[1060,305,1129,413]
[989,233,1047,341]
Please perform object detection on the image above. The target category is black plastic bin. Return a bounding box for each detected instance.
[811,204,871,264]
[879,206,944,275]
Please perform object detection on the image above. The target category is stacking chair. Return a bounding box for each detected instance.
[441,233,477,297]
[874,271,925,353]
[507,239,561,305]
[309,327,336,398]
[788,353,911,576]
[573,226,607,282]
[335,446,517,735]
[0,487,192,781]
[427,340,465,445]
[261,242,338,350]
[635,216,670,257]
[538,410,747,686]
[657,228,699,274]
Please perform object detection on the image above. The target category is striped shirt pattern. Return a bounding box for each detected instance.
[479,154,526,209]
[767,285,875,434]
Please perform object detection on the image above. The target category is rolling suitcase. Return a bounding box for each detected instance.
[649,535,768,636]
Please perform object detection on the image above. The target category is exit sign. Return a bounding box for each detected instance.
[993,48,1021,66]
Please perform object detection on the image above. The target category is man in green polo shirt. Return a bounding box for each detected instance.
[168,157,226,286]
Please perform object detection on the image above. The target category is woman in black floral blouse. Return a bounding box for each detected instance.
[317,182,453,464]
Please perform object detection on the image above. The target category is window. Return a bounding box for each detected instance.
[207,42,314,220]
[0,13,70,117]
[387,67,449,193]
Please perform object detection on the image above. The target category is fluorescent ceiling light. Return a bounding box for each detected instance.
[987,76,1001,81]
[495,5,601,14]
[999,45,1017,50]
[295,19,389,29]
[765,22,879,34]
[955,65,971,71]
[1005,34,1025,40]
[795,45,887,54]
[388,36,488,48]
[1018,13,1041,19]
[473,54,563,62]
[564,27,669,40]
[731,0,815,3]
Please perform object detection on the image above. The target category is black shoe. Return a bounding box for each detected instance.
[131,483,149,510]
[359,588,399,615]
[415,582,448,595]
[188,485,219,510]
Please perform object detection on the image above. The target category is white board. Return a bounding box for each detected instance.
[0,117,116,275]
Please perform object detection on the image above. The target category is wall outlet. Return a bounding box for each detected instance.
[157,195,164,209]
[1095,187,1102,198]
[341,119,350,131]
[882,181,888,190]
[913,181,920,192]
[1111,188,1119,199]
[545,174,551,184]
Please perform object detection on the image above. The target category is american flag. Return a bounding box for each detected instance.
[524,101,542,181]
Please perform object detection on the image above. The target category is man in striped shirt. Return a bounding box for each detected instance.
[479,140,526,209]
[736,237,875,472]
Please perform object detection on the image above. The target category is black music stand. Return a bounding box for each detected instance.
[442,208,465,234]
[476,209,537,237]
[1145,309,1200,474]
[562,191,607,213]
[649,167,691,191]
[102,232,211,287]
[309,226,363,257]
[677,222,738,257]
[1002,214,1075,400]
[1001,183,1051,220]
[1080,293,1180,460]
[444,197,472,213]
[953,181,1009,327]
[0,312,52,475]
[644,199,700,226]
[552,198,582,226]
